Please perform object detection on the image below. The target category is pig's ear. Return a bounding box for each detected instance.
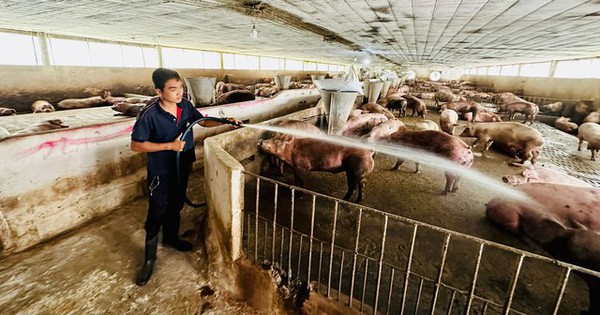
[281,134,294,144]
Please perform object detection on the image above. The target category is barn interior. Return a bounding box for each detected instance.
[1,1,600,314]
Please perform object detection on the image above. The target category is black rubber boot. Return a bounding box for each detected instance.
[162,237,192,252]
[136,235,158,286]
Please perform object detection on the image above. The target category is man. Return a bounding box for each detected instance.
[131,68,242,286]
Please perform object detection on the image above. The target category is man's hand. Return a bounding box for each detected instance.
[170,134,185,152]
[226,117,243,128]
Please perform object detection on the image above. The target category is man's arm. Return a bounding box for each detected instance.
[131,137,185,153]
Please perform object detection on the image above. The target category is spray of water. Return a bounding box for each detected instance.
[243,123,535,204]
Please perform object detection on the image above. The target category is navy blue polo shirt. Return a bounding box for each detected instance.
[131,97,204,175]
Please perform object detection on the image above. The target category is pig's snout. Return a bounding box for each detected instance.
[258,139,263,146]
[502,176,509,183]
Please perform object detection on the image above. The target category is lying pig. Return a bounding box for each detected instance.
[111,101,144,117]
[462,111,503,123]
[403,94,428,118]
[101,91,127,105]
[439,109,459,135]
[360,102,395,119]
[386,129,474,194]
[0,107,17,116]
[414,120,440,131]
[553,116,578,134]
[540,101,564,115]
[434,90,466,106]
[577,122,600,161]
[31,100,55,113]
[439,100,484,122]
[499,101,539,124]
[502,166,592,187]
[364,119,405,142]
[258,137,375,203]
[214,90,255,105]
[459,122,544,165]
[342,113,388,137]
[57,96,107,109]
[0,126,10,140]
[584,111,600,124]
[216,82,248,97]
[486,184,600,315]
[12,119,68,135]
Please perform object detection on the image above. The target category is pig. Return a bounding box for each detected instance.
[0,107,17,116]
[571,100,595,124]
[378,94,407,117]
[31,100,55,113]
[216,82,248,97]
[12,119,69,135]
[364,119,406,142]
[266,119,324,175]
[397,85,410,95]
[214,90,256,105]
[577,122,600,161]
[501,166,592,187]
[342,113,388,137]
[360,102,395,119]
[553,116,578,134]
[347,109,363,120]
[459,122,544,165]
[417,92,435,100]
[386,129,473,194]
[111,101,144,117]
[493,92,526,105]
[461,111,503,122]
[434,90,466,106]
[258,137,375,203]
[439,101,484,122]
[57,96,107,109]
[485,184,600,315]
[439,109,459,135]
[0,126,10,140]
[584,111,600,124]
[499,101,539,124]
[414,120,440,131]
[101,91,127,105]
[402,94,428,118]
[540,101,564,115]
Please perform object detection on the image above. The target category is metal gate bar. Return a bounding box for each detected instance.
[242,172,600,314]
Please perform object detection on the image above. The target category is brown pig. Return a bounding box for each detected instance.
[214,90,256,105]
[499,101,539,124]
[342,113,388,137]
[12,119,69,135]
[402,94,428,118]
[459,122,544,165]
[111,101,144,117]
[386,129,474,194]
[439,101,484,122]
[0,107,17,116]
[364,119,405,142]
[378,94,406,117]
[554,116,578,134]
[360,102,395,119]
[258,137,375,203]
[577,122,600,161]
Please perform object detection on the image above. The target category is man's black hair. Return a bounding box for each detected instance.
[152,68,181,91]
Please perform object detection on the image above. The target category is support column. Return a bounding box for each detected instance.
[35,32,51,66]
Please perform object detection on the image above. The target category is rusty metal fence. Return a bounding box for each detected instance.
[241,172,600,314]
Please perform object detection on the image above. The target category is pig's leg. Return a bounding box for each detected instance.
[482,140,494,156]
[592,149,597,161]
[391,159,405,171]
[355,176,367,203]
[517,151,533,165]
[443,172,455,194]
[292,170,304,187]
[451,175,461,192]
[414,162,421,173]
[578,138,584,151]
[343,171,357,201]
[530,150,539,165]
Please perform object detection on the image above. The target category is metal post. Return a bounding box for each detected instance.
[349,208,363,308]
[307,196,317,282]
[430,234,451,314]
[503,254,525,314]
[272,184,278,262]
[327,202,339,298]
[254,177,260,262]
[288,189,295,275]
[464,243,485,315]
[400,224,419,315]
[552,268,571,315]
[373,216,389,314]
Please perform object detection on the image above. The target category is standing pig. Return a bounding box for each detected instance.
[379,93,407,117]
[577,122,600,161]
[403,94,428,118]
[461,110,503,123]
[459,122,544,165]
[258,137,374,203]
[439,109,459,135]
[386,129,474,194]
[439,101,484,122]
[499,101,539,124]
[553,116,578,134]
[501,166,592,188]
[31,100,55,113]
[266,119,325,175]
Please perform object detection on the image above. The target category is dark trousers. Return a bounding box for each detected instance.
[144,162,191,240]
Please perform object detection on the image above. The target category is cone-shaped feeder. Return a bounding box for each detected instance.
[328,91,358,135]
[274,75,292,90]
[310,74,325,82]
[368,81,383,103]
[184,77,216,106]
[381,80,392,99]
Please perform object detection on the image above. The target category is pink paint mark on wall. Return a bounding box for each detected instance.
[17,125,133,158]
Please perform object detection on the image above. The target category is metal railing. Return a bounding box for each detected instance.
[241,172,600,314]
